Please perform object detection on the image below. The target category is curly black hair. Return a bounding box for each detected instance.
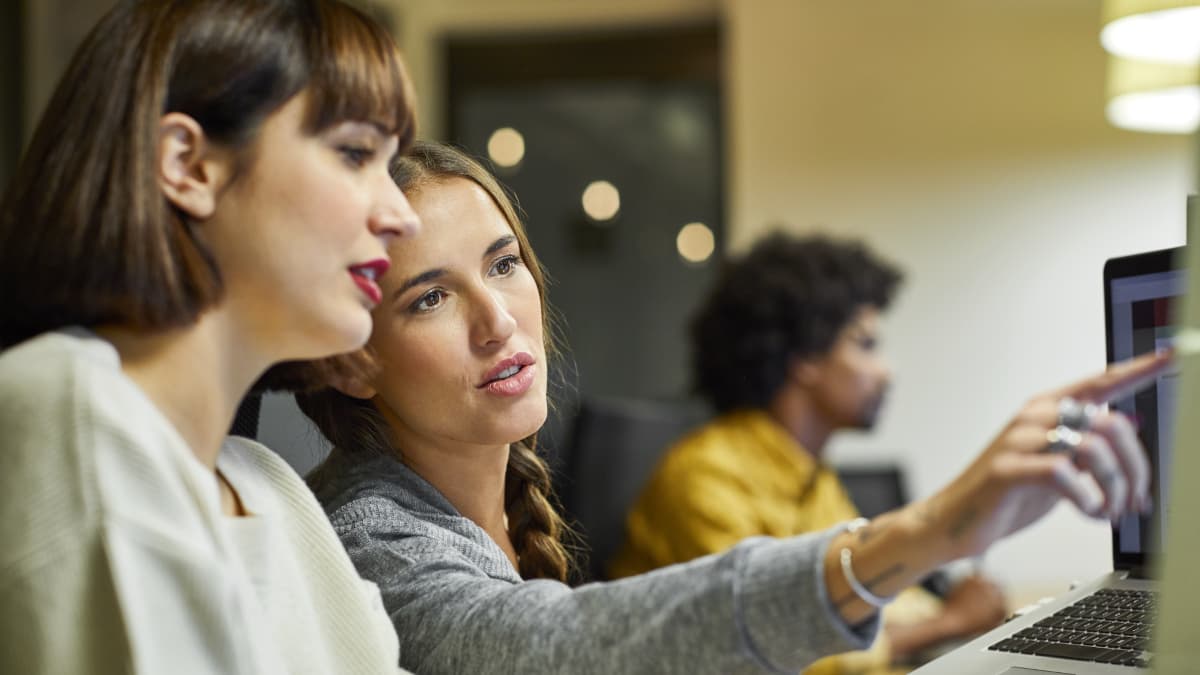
[690,232,903,412]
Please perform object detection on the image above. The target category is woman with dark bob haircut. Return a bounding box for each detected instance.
[294,141,1169,674]
[0,1,419,672]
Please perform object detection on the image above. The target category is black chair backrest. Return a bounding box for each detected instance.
[229,393,262,440]
[561,396,709,582]
[835,464,908,519]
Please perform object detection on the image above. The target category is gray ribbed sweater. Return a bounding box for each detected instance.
[317,453,880,675]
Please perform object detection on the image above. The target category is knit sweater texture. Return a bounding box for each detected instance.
[317,452,881,675]
[0,329,404,674]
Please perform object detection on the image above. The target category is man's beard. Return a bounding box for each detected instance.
[854,389,888,430]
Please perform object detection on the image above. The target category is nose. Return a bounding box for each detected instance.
[369,179,421,248]
[471,287,517,350]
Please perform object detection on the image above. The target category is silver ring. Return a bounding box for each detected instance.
[1058,397,1099,432]
[1045,425,1083,456]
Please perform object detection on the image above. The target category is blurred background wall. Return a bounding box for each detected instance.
[9,0,1195,599]
[725,0,1193,598]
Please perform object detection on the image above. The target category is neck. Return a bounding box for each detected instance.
[767,387,833,459]
[383,416,518,568]
[95,310,271,470]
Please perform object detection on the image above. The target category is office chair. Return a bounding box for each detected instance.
[836,464,907,519]
[229,393,262,440]
[560,396,709,582]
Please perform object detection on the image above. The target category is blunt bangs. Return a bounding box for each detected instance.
[303,2,416,149]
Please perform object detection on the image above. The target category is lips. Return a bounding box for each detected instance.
[478,352,537,396]
[348,258,389,305]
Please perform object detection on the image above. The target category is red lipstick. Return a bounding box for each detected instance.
[348,258,389,305]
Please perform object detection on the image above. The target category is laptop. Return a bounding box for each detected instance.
[913,245,1185,675]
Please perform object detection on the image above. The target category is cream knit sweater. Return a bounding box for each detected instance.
[0,329,406,674]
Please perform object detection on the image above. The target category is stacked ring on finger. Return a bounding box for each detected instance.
[1045,425,1084,459]
[1057,396,1100,432]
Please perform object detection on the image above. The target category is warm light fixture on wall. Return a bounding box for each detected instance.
[1101,0,1200,133]
[1107,56,1200,133]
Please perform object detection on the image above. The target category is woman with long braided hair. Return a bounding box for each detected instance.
[297,141,1168,675]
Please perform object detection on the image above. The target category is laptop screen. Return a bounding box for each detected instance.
[1104,246,1185,569]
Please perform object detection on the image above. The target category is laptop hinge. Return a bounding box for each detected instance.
[1125,564,1151,580]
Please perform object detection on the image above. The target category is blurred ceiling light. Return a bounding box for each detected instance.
[1101,1,1200,64]
[676,222,715,263]
[1106,55,1200,133]
[487,127,525,168]
[581,181,620,222]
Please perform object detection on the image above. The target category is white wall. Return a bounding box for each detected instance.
[725,0,1194,595]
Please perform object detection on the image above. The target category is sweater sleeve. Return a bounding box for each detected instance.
[335,500,880,675]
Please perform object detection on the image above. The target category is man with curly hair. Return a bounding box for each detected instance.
[610,232,1006,673]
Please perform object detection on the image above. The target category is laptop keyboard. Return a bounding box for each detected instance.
[988,588,1157,668]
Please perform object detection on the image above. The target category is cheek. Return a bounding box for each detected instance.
[369,325,450,399]
[828,361,873,405]
[292,165,367,245]
[512,275,545,343]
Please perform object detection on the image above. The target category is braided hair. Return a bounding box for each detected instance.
[298,141,572,581]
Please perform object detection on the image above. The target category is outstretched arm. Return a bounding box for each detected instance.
[340,504,880,675]
[821,350,1169,627]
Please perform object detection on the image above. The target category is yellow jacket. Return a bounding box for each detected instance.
[610,409,940,675]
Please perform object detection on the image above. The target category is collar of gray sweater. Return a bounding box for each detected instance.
[315,452,523,583]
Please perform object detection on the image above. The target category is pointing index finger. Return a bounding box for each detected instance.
[1054,350,1174,404]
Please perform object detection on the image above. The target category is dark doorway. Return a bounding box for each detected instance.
[1,1,24,189]
[444,23,723,474]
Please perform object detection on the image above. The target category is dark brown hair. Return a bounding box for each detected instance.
[691,233,902,412]
[0,0,416,349]
[299,141,573,582]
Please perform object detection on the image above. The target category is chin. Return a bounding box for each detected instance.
[289,313,372,363]
[328,307,374,352]
[504,402,548,443]
[855,403,885,431]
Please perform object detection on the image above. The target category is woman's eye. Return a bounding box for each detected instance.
[490,255,521,277]
[412,289,444,312]
[338,145,374,167]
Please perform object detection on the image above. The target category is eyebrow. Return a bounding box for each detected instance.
[391,236,518,301]
[393,268,447,299]
[486,235,516,257]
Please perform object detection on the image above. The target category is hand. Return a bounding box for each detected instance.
[938,574,1007,637]
[931,350,1172,560]
[824,351,1172,627]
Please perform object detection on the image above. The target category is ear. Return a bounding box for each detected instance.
[786,355,823,390]
[329,373,377,401]
[157,112,231,220]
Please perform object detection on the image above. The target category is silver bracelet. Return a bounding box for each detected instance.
[839,517,896,609]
